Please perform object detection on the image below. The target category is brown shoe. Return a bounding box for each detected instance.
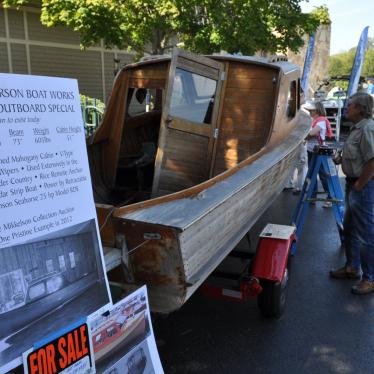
[351,279,374,295]
[330,266,361,279]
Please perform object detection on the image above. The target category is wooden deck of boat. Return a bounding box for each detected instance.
[115,115,310,230]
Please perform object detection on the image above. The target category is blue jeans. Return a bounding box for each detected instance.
[307,151,330,198]
[343,179,374,281]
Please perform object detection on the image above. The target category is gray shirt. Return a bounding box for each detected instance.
[342,118,374,178]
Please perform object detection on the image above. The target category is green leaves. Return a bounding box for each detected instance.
[329,38,374,78]
[2,0,28,7]
[310,5,331,26]
[4,0,321,59]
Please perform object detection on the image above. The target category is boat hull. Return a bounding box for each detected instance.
[113,118,309,313]
[94,311,146,362]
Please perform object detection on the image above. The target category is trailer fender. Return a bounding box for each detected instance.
[251,235,295,282]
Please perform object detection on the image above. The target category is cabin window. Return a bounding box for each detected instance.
[127,88,159,116]
[46,275,64,293]
[46,259,54,273]
[69,252,76,268]
[170,68,217,124]
[28,282,46,300]
[107,326,116,337]
[95,334,102,344]
[297,78,302,109]
[286,80,297,118]
[58,255,66,271]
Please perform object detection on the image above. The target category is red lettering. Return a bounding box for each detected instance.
[58,337,67,369]
[37,349,47,374]
[73,330,83,360]
[67,333,76,365]
[28,352,38,374]
[46,345,57,374]
[80,325,89,356]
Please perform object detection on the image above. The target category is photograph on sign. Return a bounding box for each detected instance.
[0,220,110,371]
[0,73,111,372]
[90,288,150,372]
[89,286,164,374]
[103,339,155,374]
[23,322,94,374]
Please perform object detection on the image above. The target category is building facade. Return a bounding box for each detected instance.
[0,4,133,102]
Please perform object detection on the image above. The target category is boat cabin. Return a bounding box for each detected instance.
[89,49,302,208]
[88,49,309,313]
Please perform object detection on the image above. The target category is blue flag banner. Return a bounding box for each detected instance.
[301,33,315,100]
[346,26,369,102]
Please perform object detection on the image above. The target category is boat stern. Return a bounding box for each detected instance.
[113,219,187,313]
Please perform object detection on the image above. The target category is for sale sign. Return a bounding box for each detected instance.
[24,322,94,374]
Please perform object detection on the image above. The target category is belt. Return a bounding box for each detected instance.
[346,176,374,183]
[346,177,358,183]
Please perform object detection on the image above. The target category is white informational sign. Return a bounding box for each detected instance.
[89,286,164,374]
[0,74,111,373]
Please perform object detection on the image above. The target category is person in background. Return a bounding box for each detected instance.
[303,100,334,207]
[330,93,374,294]
[367,79,374,95]
[291,141,308,194]
[284,88,308,194]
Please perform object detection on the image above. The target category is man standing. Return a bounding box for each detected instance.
[330,93,374,294]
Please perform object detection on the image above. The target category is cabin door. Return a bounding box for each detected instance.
[152,48,224,196]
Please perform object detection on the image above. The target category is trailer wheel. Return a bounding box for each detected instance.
[258,267,289,319]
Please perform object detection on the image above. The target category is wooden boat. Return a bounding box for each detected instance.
[0,221,104,340]
[88,48,310,313]
[93,310,146,362]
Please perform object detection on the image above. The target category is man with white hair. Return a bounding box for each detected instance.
[330,93,374,294]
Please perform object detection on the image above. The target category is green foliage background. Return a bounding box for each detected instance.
[3,0,323,58]
[329,37,374,78]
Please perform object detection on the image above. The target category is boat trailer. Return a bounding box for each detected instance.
[103,223,296,319]
[200,145,344,318]
[200,224,296,319]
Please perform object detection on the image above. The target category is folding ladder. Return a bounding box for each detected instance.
[291,145,345,254]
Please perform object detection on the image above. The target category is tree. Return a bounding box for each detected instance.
[329,40,374,78]
[4,0,320,58]
[366,36,374,50]
[362,50,374,77]
[174,0,321,55]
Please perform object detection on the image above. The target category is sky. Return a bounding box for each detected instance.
[301,0,374,55]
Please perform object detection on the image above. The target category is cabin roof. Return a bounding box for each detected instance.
[210,54,299,74]
[120,53,299,74]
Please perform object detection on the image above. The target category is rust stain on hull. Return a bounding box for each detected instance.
[114,220,186,287]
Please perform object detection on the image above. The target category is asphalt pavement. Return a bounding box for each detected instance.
[7,181,373,374]
[153,186,374,374]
